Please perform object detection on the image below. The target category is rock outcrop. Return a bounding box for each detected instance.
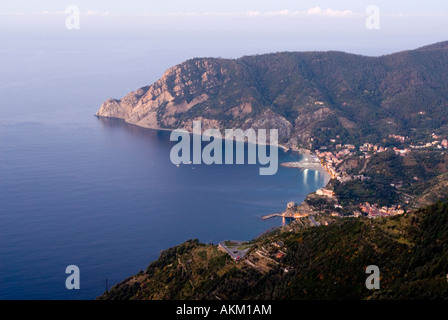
[97,41,448,148]
[97,58,296,142]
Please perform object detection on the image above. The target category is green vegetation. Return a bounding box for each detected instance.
[333,178,399,207]
[108,41,448,148]
[236,244,253,251]
[98,201,448,300]
[328,149,448,211]
[96,41,448,300]
[223,241,240,247]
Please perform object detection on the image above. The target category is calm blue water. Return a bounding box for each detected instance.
[0,36,326,300]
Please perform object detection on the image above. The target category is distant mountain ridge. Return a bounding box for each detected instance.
[97,41,448,149]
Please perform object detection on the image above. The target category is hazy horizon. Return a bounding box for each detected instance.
[1,0,448,301]
[1,1,448,58]
[2,1,448,125]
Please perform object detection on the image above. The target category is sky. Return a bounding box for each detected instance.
[1,1,447,57]
[1,0,447,16]
[0,1,447,126]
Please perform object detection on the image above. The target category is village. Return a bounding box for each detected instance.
[251,130,448,270]
[294,132,448,219]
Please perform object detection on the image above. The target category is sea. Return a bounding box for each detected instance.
[0,34,326,300]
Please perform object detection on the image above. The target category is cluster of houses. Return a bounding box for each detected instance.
[388,134,408,143]
[359,143,412,157]
[315,188,335,197]
[359,202,405,218]
[315,150,348,179]
[410,134,448,150]
[408,133,448,150]
[392,147,411,156]
[316,132,448,184]
[359,142,387,153]
[309,132,448,219]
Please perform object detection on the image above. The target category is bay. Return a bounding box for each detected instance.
[0,37,326,300]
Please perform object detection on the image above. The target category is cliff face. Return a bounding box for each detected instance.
[97,58,294,143]
[98,61,217,127]
[97,41,448,148]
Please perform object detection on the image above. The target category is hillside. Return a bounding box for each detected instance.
[97,41,448,148]
[330,149,448,210]
[98,201,448,300]
[96,41,448,300]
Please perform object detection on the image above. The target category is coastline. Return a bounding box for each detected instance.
[93,115,335,298]
[95,115,291,151]
[96,114,332,220]
[280,161,332,186]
